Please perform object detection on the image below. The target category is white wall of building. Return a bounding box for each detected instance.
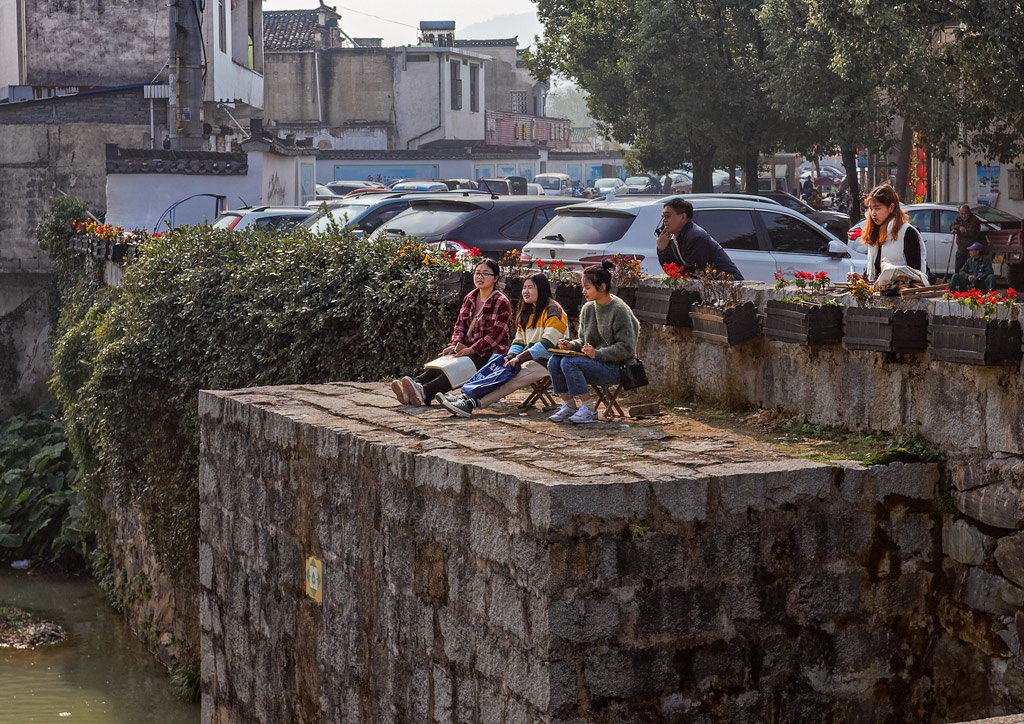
[0,2,20,91]
[106,174,258,232]
[205,0,265,108]
[393,50,487,149]
[938,154,1024,219]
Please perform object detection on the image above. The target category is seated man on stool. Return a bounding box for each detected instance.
[950,242,995,292]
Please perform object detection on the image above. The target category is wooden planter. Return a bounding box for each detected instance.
[438,271,475,300]
[615,286,638,310]
[633,287,702,327]
[555,282,585,318]
[843,307,928,354]
[763,300,843,346]
[928,315,1023,366]
[91,240,110,260]
[502,277,524,309]
[691,301,760,345]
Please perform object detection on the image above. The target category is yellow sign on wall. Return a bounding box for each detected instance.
[305,556,323,604]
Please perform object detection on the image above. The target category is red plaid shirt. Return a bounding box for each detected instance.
[452,289,512,357]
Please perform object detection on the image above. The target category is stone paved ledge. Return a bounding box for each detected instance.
[200,381,955,724]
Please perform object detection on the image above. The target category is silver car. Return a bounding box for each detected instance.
[520,194,866,284]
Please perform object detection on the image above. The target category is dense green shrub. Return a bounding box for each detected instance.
[46,204,459,586]
[0,409,89,567]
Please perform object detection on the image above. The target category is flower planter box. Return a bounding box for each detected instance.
[555,282,585,318]
[843,307,928,354]
[110,243,131,263]
[690,301,760,345]
[501,277,524,308]
[763,300,843,346]
[71,235,90,254]
[615,286,638,310]
[928,315,1023,366]
[633,288,702,327]
[91,240,110,260]
[438,271,475,300]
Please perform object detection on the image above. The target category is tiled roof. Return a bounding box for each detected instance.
[264,10,317,52]
[455,37,518,47]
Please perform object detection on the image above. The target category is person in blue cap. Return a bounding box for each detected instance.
[950,242,995,292]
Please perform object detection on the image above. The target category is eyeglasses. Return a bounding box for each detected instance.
[474,271,495,277]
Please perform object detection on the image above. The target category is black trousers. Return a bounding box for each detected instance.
[415,354,487,402]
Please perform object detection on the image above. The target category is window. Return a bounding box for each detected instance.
[511,91,528,114]
[759,211,830,253]
[501,211,534,241]
[938,210,960,234]
[530,207,557,238]
[908,210,934,233]
[450,61,462,110]
[532,211,635,245]
[693,210,760,251]
[469,65,479,112]
[218,0,226,52]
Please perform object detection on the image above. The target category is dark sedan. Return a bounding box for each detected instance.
[750,190,850,237]
[370,196,584,258]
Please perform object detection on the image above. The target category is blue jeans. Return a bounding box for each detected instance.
[547,355,621,397]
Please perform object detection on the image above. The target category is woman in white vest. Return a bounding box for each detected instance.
[861,184,929,287]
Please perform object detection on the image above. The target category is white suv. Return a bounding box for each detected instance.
[520,194,866,284]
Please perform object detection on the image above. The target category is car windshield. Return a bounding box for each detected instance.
[531,210,635,245]
[594,179,619,189]
[625,177,648,185]
[303,203,372,232]
[535,177,562,190]
[973,206,1021,223]
[379,202,483,238]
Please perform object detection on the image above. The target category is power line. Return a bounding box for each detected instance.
[332,4,419,30]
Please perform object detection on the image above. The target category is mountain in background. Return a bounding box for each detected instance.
[459,12,543,45]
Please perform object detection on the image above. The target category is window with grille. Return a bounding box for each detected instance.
[511,91,528,114]
[450,61,462,110]
[469,65,479,112]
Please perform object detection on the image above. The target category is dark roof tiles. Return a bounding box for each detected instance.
[264,10,317,52]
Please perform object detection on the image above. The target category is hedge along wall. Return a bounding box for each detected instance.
[40,196,461,667]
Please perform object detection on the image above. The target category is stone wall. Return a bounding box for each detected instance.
[0,272,54,415]
[199,382,1004,723]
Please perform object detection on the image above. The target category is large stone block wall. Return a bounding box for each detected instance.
[199,383,999,723]
[0,272,54,415]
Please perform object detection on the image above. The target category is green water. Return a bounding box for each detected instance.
[0,571,199,724]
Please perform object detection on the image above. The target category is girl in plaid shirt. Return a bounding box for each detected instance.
[393,259,512,406]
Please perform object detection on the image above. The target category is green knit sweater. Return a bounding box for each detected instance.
[569,296,640,363]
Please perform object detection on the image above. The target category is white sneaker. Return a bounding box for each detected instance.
[569,405,598,424]
[402,376,425,406]
[391,379,408,405]
[548,403,577,422]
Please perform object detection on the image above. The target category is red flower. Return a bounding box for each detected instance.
[469,247,482,257]
[815,271,829,282]
[663,262,682,279]
[1008,288,1017,299]
[537,260,545,268]
[773,270,784,281]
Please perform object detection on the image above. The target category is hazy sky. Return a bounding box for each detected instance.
[262,0,539,47]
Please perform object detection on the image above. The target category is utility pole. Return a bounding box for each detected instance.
[168,0,204,150]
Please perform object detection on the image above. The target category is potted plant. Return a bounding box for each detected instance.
[498,249,527,307]
[436,246,479,299]
[634,263,703,327]
[763,270,844,346]
[610,254,643,309]
[929,288,1021,365]
[842,276,929,354]
[540,259,585,318]
[689,269,759,345]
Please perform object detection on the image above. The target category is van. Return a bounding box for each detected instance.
[534,173,574,197]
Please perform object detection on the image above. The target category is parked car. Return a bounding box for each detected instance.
[660,171,693,193]
[520,195,866,285]
[212,206,314,231]
[593,178,627,195]
[847,203,1024,283]
[534,173,574,197]
[624,175,661,194]
[302,192,471,237]
[526,183,545,196]
[438,179,479,191]
[750,191,851,237]
[390,181,450,193]
[370,196,584,258]
[325,180,386,196]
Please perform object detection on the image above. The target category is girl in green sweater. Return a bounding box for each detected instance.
[547,261,640,424]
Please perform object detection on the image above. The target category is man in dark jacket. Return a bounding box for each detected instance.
[950,205,985,273]
[656,198,743,279]
[950,242,995,291]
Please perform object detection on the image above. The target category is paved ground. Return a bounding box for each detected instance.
[246,381,807,483]
[951,717,1024,724]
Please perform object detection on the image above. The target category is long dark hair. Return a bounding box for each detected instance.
[515,273,559,329]
[863,184,909,246]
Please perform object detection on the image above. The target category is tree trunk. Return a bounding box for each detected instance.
[894,121,914,202]
[744,148,760,195]
[841,145,862,224]
[690,141,716,193]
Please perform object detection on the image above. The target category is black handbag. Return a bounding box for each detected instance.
[618,359,649,390]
